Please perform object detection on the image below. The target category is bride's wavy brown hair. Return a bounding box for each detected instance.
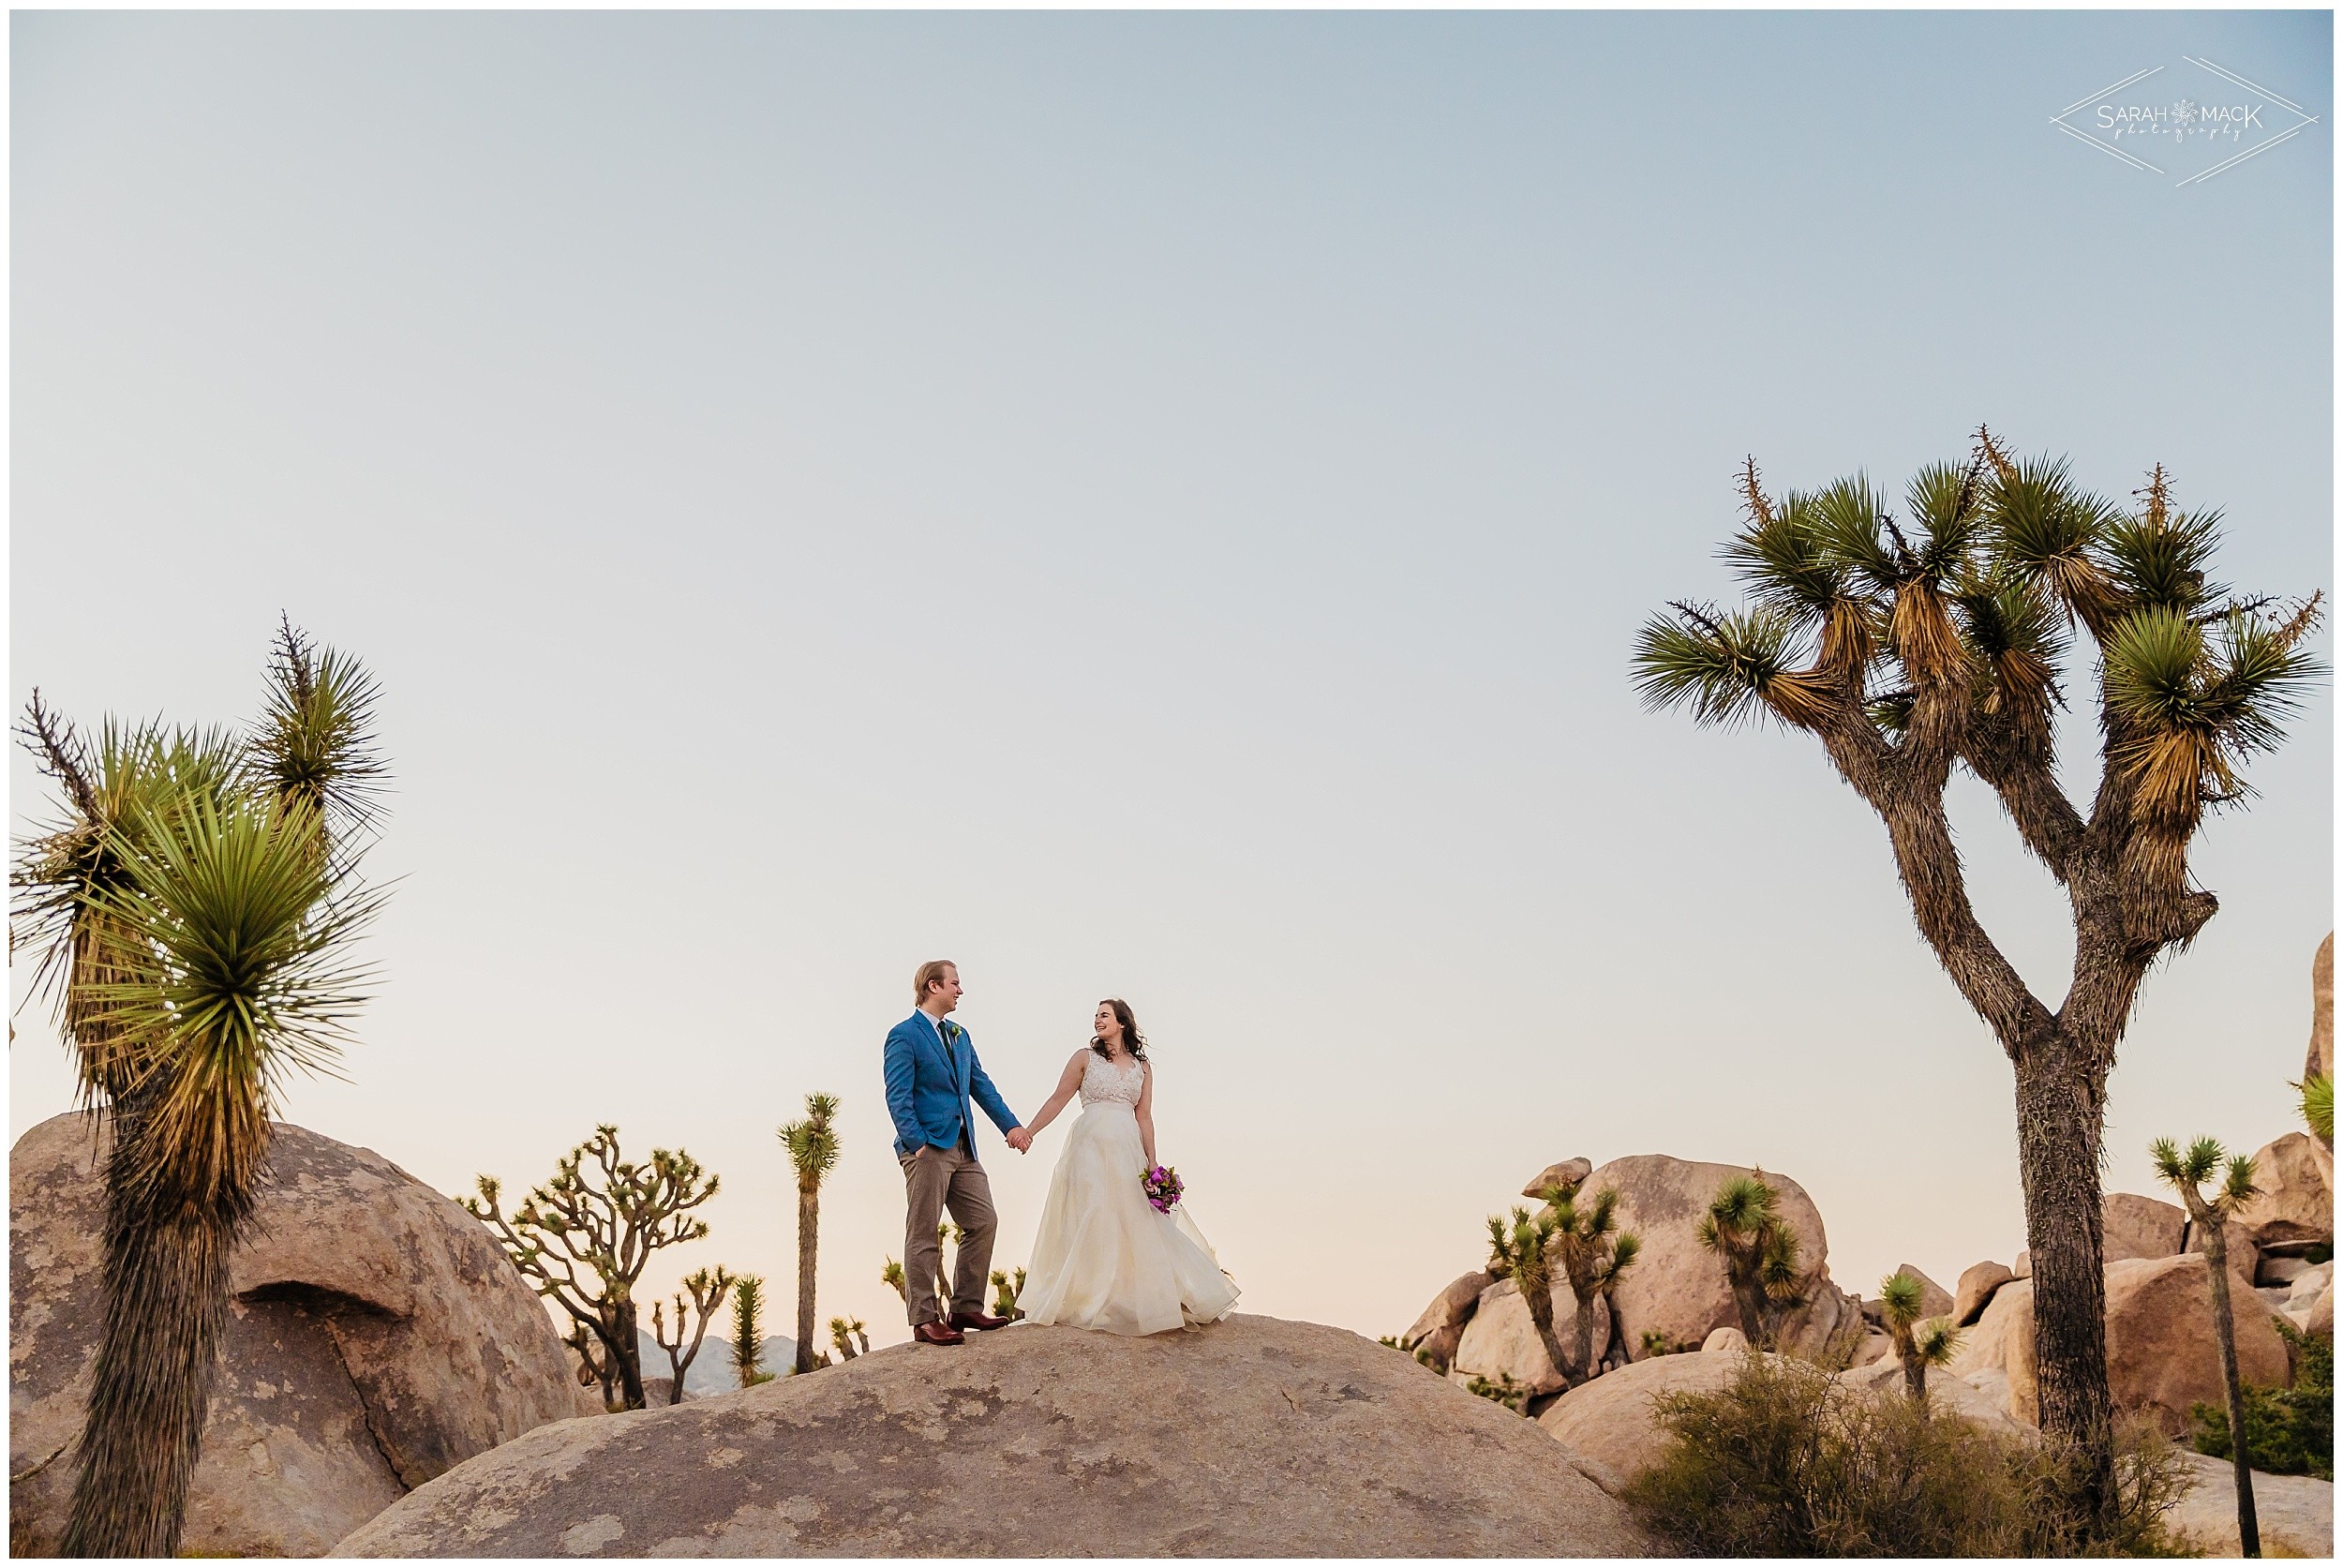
[1091,998,1147,1061]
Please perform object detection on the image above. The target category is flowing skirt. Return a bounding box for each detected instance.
[1021,1103,1240,1336]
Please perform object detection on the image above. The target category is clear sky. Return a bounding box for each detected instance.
[11,10,2332,1350]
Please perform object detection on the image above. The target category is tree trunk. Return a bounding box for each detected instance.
[2203,1219,2261,1557]
[2013,1038,2115,1522]
[1902,1351,1928,1410]
[796,1181,819,1375]
[610,1298,645,1411]
[1571,1293,1597,1383]
[62,1104,236,1559]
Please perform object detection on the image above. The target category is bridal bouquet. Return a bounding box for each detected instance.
[1142,1165,1184,1214]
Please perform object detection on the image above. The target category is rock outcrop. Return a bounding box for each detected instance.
[2232,1131,2335,1259]
[1953,1261,2015,1326]
[2168,1453,2333,1558]
[1521,1157,1594,1199]
[334,1315,1654,1557]
[2308,932,2334,1086]
[10,1113,596,1558]
[1948,1255,2290,1434]
[1449,1276,1606,1394]
[1399,1269,1490,1373]
[1580,1155,1855,1360]
[2102,1193,2186,1262]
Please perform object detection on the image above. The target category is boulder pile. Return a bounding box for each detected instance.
[9,1113,596,1557]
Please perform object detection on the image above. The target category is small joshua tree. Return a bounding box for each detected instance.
[828,1316,870,1361]
[1698,1173,1804,1348]
[2152,1135,2262,1557]
[989,1267,1028,1322]
[1544,1179,1643,1381]
[779,1093,842,1376]
[1485,1205,1572,1389]
[731,1274,774,1387]
[1878,1270,1962,1411]
[2299,1071,2334,1150]
[651,1266,735,1405]
[881,1257,907,1301]
[464,1126,720,1411]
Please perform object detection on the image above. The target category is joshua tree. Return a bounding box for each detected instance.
[989,1267,1028,1322]
[1634,436,2321,1522]
[1878,1270,1962,1411]
[12,624,387,1558]
[1697,1173,1804,1347]
[1543,1180,1643,1381]
[730,1274,774,1387]
[881,1257,907,1301]
[465,1127,720,1411]
[1485,1205,1572,1389]
[828,1316,870,1361]
[778,1092,842,1376]
[2152,1136,2262,1557]
[650,1266,736,1405]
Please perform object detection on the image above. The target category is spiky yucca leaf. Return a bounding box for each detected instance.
[1809,476,1899,597]
[2150,1135,2225,1192]
[1954,575,2067,724]
[1914,1319,1962,1366]
[2301,1072,2335,1146]
[2216,1155,2260,1217]
[1878,1270,1926,1327]
[2105,468,2226,612]
[1632,604,1837,729]
[248,619,388,850]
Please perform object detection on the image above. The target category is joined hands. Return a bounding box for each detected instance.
[1006,1126,1033,1154]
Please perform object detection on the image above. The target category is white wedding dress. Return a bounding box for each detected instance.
[1020,1052,1240,1336]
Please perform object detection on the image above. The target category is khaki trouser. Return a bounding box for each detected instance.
[901,1142,997,1327]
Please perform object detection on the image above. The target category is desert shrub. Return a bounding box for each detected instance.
[1463,1370,1530,1412]
[1624,1352,2193,1557]
[2191,1320,2333,1480]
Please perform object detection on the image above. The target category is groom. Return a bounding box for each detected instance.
[883,960,1032,1346]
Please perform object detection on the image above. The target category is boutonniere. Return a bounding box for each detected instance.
[941,1022,962,1047]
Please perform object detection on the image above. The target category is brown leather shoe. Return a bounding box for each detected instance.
[949,1310,1013,1332]
[912,1321,965,1347]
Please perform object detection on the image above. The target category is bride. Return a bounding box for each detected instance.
[1017,999,1240,1335]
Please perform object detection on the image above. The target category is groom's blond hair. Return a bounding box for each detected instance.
[913,960,957,1004]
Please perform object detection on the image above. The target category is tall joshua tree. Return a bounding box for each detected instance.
[1485,1205,1572,1389]
[651,1266,736,1405]
[12,621,387,1557]
[779,1093,841,1375]
[465,1126,721,1411]
[1544,1180,1642,1381]
[1878,1270,1962,1410]
[2152,1136,2262,1558]
[1697,1173,1804,1347]
[1634,434,2322,1523]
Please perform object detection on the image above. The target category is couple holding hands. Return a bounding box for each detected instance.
[881,960,1240,1346]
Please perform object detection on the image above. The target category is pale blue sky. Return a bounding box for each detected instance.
[12,11,2332,1345]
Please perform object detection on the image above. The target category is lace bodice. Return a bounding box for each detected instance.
[1079,1051,1146,1109]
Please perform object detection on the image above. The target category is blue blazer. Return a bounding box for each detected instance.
[883,1012,1022,1159]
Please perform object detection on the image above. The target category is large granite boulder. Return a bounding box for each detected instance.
[1535,1348,1748,1496]
[1953,1261,2015,1326]
[1947,1255,2290,1434]
[1399,1269,1491,1374]
[1448,1276,1605,1394]
[1582,1155,1853,1359]
[2231,1131,2334,1257]
[2308,932,2334,1086]
[10,1113,597,1557]
[2169,1453,2332,1558]
[333,1314,1654,1557]
[2103,1193,2186,1262]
